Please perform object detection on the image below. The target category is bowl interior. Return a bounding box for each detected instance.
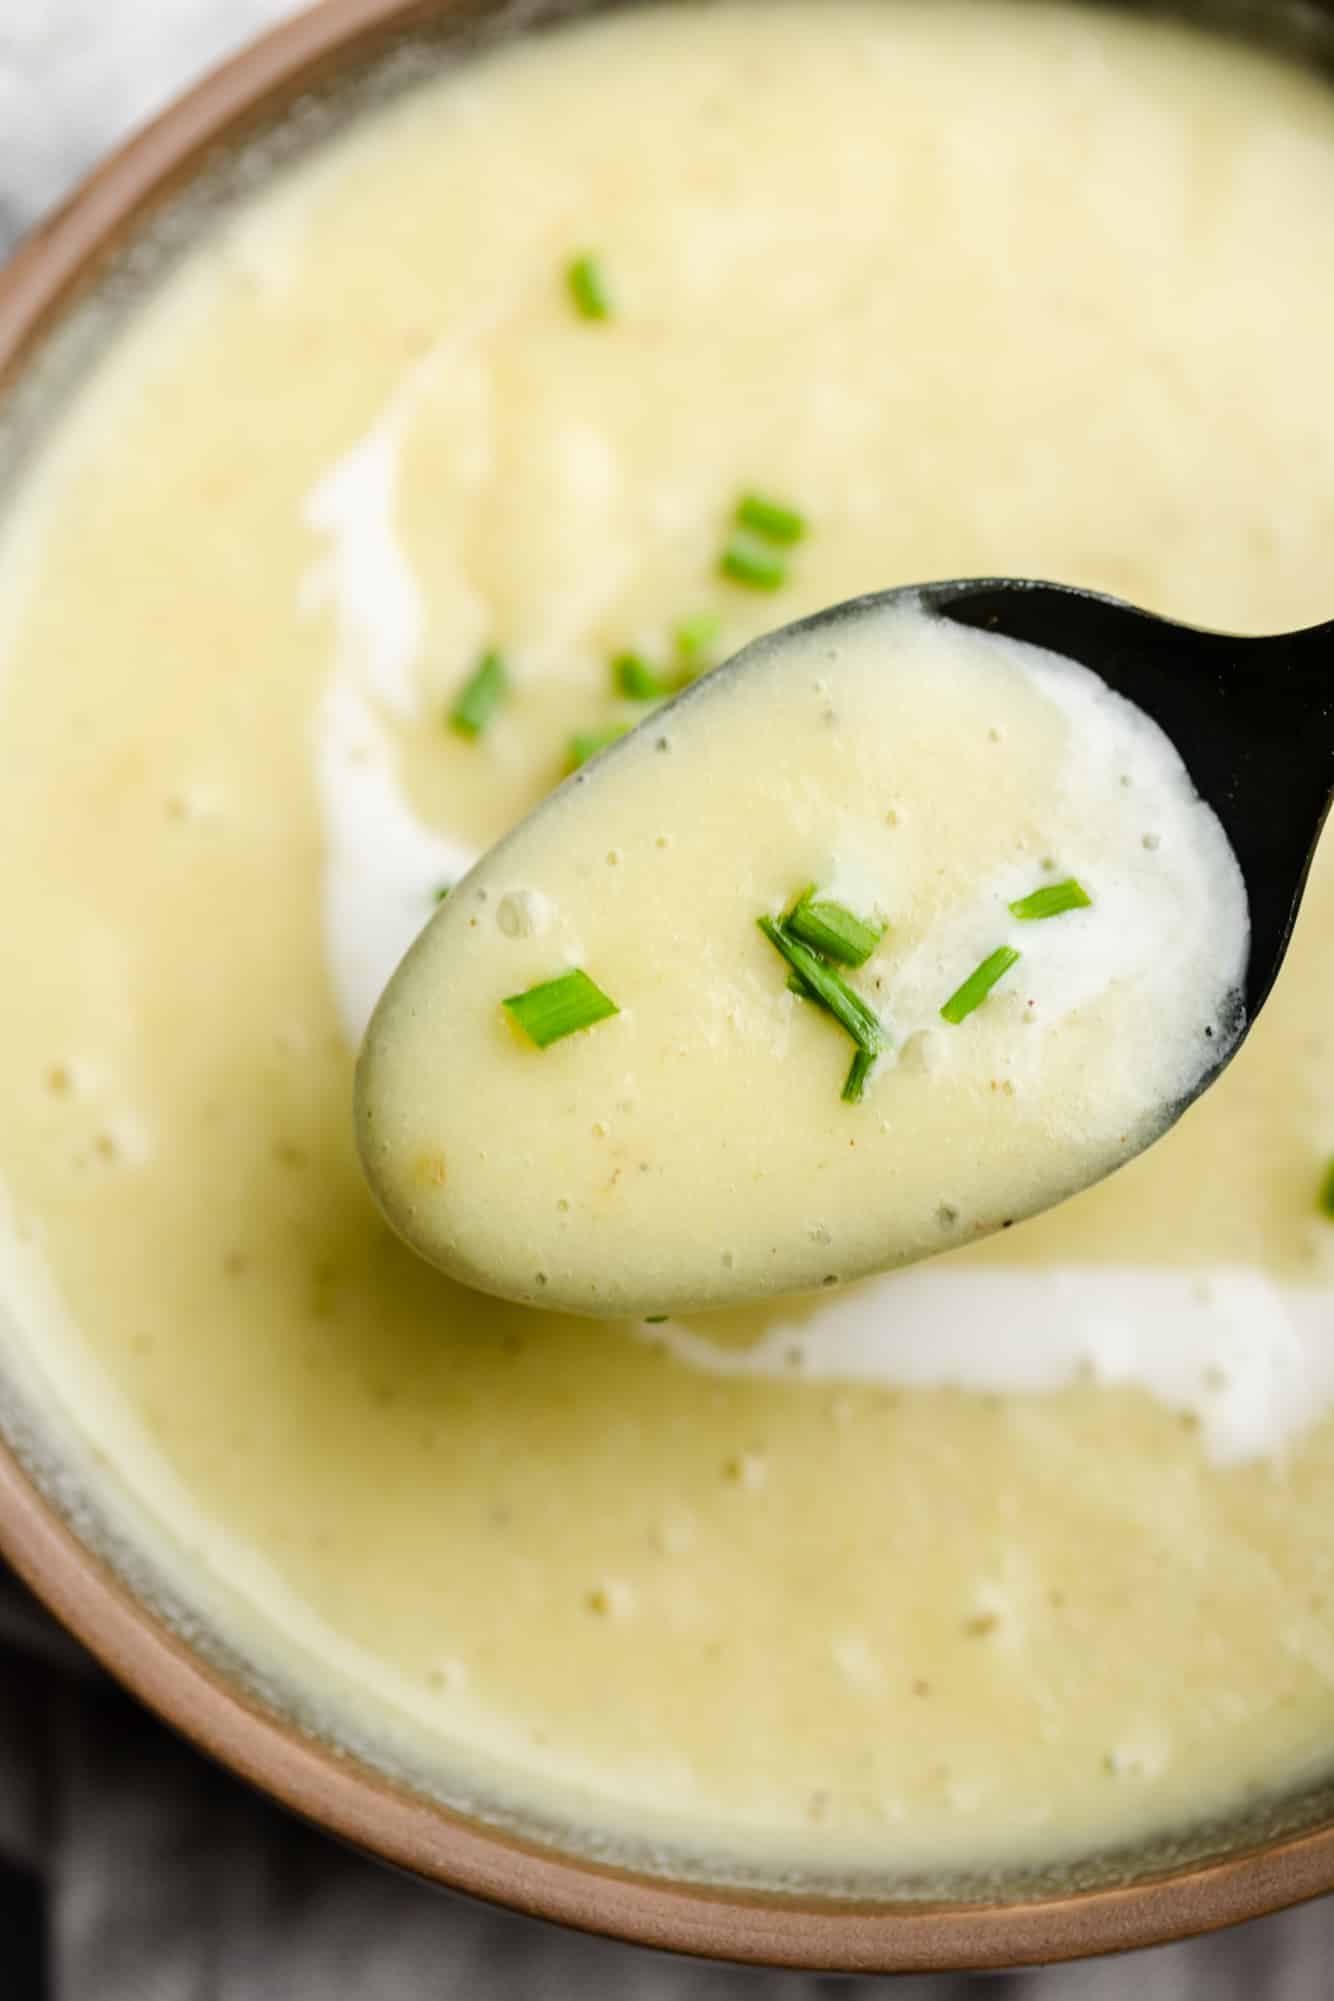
[2,0,1334,1970]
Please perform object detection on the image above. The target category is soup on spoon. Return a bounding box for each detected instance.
[357,593,1249,1315]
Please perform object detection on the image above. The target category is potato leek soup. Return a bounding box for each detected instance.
[1,0,1334,1888]
[360,604,1249,1316]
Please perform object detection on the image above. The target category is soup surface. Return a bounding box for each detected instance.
[1,0,1333,1887]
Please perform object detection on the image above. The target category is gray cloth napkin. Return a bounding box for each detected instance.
[3,4,1334,1994]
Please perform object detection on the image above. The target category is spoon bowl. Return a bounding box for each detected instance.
[358,577,1285,1316]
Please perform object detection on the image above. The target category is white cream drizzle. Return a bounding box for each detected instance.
[301,362,478,1038]
[633,1266,1334,1465]
[302,395,1332,1466]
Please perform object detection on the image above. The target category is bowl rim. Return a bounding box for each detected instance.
[2,0,1334,1970]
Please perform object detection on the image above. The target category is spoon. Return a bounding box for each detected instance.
[357,579,1331,1318]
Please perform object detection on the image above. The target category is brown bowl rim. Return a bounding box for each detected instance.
[2,0,1333,1970]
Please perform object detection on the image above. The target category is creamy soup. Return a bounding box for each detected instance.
[1,0,1334,1891]
[361,603,1250,1315]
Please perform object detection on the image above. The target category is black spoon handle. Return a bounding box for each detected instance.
[928,579,1334,1017]
[1266,618,1334,775]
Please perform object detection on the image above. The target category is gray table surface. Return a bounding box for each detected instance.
[1,3,1332,1994]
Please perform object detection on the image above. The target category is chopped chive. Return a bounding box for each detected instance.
[842,1048,876,1104]
[940,946,1022,1025]
[787,886,885,968]
[503,969,619,1049]
[757,917,887,1055]
[785,968,872,1042]
[720,537,787,591]
[1009,878,1092,922]
[567,253,613,321]
[786,966,842,1023]
[789,969,864,1050]
[1320,1157,1334,1220]
[675,610,722,670]
[787,957,882,1081]
[567,722,630,769]
[644,1314,668,1324]
[449,650,508,738]
[433,883,452,903]
[736,491,807,546]
[613,653,671,701]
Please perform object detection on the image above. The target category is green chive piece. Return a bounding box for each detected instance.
[721,537,787,591]
[613,653,670,701]
[433,884,452,903]
[567,723,630,770]
[644,1314,668,1324]
[789,968,863,1046]
[449,650,508,738]
[940,946,1022,1025]
[842,1049,876,1104]
[1009,878,1092,922]
[1320,1157,1334,1220]
[503,969,619,1049]
[758,917,887,1055]
[787,887,885,968]
[736,491,807,546]
[786,966,845,1024]
[567,253,613,321]
[675,610,722,670]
